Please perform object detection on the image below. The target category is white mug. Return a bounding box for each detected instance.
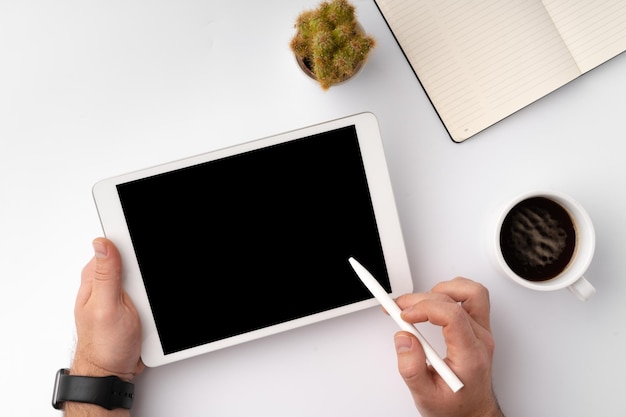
[491,190,596,301]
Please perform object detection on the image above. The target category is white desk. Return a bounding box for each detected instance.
[2,1,625,415]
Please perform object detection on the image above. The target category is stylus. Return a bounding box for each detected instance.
[348,257,464,393]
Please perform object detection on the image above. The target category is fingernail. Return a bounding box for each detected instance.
[394,334,413,353]
[399,306,412,320]
[92,240,108,259]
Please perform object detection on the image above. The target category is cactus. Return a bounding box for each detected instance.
[290,0,376,90]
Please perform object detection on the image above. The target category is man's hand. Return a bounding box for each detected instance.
[393,277,504,417]
[72,238,144,381]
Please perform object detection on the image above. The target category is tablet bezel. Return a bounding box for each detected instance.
[92,112,412,367]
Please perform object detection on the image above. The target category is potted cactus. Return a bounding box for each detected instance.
[290,0,376,90]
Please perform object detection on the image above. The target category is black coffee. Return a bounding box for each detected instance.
[499,197,576,282]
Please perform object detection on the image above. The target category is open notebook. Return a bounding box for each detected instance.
[375,0,626,142]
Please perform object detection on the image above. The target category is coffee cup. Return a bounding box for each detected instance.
[491,190,596,301]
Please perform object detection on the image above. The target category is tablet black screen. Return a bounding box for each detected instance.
[116,125,390,355]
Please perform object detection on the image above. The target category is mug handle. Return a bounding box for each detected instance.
[567,276,596,301]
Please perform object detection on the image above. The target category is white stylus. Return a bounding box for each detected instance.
[348,257,464,393]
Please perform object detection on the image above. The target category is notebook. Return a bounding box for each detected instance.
[374,0,626,142]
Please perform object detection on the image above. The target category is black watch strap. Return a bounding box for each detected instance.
[52,368,135,410]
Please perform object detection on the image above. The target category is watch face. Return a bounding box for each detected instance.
[51,368,70,410]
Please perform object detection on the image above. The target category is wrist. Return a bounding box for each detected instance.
[71,355,137,383]
[64,401,131,417]
[53,368,135,415]
[473,398,505,417]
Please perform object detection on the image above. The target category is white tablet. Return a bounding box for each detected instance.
[93,112,413,367]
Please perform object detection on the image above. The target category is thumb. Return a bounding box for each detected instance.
[91,238,123,304]
[394,331,431,392]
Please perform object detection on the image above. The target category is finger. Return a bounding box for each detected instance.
[136,359,146,376]
[76,256,96,308]
[90,238,123,305]
[431,278,491,330]
[401,299,478,362]
[394,331,432,392]
[394,292,454,311]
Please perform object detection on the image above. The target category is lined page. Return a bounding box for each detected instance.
[376,0,581,142]
[544,0,626,73]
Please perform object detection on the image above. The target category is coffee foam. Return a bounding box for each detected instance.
[508,205,568,269]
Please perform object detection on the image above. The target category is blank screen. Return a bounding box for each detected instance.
[117,125,390,355]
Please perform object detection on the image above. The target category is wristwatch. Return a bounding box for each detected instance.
[52,368,135,410]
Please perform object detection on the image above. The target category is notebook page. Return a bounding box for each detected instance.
[544,0,626,73]
[376,0,581,142]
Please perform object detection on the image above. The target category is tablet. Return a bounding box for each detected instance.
[93,112,413,367]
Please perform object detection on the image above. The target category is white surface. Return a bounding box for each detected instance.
[1,1,625,416]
